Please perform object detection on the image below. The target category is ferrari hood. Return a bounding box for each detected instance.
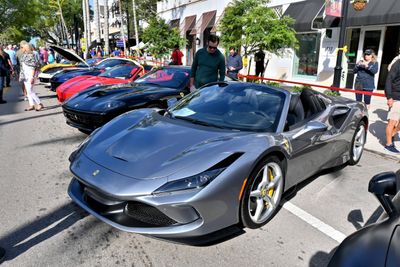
[50,45,89,67]
[65,84,161,111]
[84,112,256,180]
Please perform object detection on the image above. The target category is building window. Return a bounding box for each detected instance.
[293,33,321,77]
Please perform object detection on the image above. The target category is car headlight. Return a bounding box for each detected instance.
[68,128,101,162]
[98,101,125,110]
[153,168,225,194]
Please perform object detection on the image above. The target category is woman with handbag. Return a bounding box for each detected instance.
[353,49,379,109]
[20,43,44,111]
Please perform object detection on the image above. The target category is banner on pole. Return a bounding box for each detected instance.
[325,0,342,17]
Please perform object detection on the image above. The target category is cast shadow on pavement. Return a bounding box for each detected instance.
[372,108,388,121]
[309,250,335,267]
[368,120,387,146]
[0,111,63,127]
[347,206,384,231]
[0,202,88,262]
[23,134,86,148]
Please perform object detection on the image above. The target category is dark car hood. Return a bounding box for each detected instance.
[65,84,170,112]
[83,112,257,180]
[53,69,102,81]
[50,45,88,67]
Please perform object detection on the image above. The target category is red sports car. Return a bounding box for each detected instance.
[57,64,147,102]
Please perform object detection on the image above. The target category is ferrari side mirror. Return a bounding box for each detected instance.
[368,171,400,218]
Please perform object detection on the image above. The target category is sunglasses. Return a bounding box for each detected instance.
[208,45,218,50]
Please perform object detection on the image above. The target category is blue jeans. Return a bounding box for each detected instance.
[355,88,373,105]
[0,76,4,100]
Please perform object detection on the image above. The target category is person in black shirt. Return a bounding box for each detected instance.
[254,48,265,77]
[384,59,400,153]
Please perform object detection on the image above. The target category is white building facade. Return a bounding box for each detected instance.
[158,0,400,90]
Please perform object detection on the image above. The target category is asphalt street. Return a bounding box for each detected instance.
[0,81,399,267]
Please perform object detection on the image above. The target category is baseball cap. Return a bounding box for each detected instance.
[364,49,373,55]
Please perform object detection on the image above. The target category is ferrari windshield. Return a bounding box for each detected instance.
[99,65,139,79]
[76,58,102,67]
[134,68,190,89]
[95,59,135,70]
[170,83,286,132]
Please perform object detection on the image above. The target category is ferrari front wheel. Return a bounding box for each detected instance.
[348,121,366,165]
[241,156,284,229]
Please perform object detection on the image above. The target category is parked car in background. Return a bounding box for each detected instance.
[68,82,368,240]
[56,63,146,103]
[50,57,143,91]
[62,66,190,133]
[328,170,400,267]
[38,57,102,85]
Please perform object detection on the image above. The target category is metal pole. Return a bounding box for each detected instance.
[332,0,349,89]
[132,0,139,48]
[118,0,127,56]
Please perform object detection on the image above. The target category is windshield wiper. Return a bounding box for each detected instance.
[173,116,225,129]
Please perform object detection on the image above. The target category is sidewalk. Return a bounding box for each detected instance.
[338,90,400,160]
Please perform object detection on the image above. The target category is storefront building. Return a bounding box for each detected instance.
[272,0,400,90]
[157,0,231,65]
[158,0,400,90]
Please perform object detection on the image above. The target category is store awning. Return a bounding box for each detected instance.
[211,11,224,33]
[346,0,400,26]
[283,0,324,32]
[180,15,196,35]
[190,10,217,35]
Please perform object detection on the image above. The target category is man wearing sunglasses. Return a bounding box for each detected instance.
[190,34,225,91]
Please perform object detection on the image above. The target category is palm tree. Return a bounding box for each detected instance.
[104,0,110,55]
[93,0,101,45]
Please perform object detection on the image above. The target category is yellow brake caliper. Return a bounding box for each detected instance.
[264,167,275,208]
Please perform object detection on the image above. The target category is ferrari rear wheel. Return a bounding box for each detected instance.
[241,156,284,229]
[348,121,366,165]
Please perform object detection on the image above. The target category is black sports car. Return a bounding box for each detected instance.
[328,170,400,267]
[62,66,191,133]
[50,58,140,91]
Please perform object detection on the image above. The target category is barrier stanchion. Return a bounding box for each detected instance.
[237,74,386,98]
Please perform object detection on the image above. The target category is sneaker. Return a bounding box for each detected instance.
[0,100,7,104]
[384,144,400,154]
[24,97,28,101]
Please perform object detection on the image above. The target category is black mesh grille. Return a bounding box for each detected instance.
[125,202,177,226]
[64,109,104,125]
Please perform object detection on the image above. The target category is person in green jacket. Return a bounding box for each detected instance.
[190,34,225,91]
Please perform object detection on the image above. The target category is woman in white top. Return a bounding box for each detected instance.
[20,43,44,111]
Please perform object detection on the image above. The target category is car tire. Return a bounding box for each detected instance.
[78,129,92,135]
[240,155,285,229]
[348,121,366,166]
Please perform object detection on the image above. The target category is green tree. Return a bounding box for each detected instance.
[141,17,185,59]
[219,0,298,55]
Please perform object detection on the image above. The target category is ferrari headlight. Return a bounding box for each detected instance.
[100,101,125,110]
[68,127,100,162]
[153,168,225,194]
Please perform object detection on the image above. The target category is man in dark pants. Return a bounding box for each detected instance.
[254,48,265,77]
[190,34,225,91]
[226,47,242,79]
[384,59,400,153]
[0,246,5,263]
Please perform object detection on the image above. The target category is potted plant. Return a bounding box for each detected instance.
[350,0,369,11]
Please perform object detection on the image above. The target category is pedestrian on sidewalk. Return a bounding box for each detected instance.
[384,59,400,153]
[226,47,243,79]
[0,48,8,104]
[20,43,44,111]
[254,48,266,77]
[190,34,225,91]
[354,49,379,109]
[0,46,13,88]
[170,45,183,65]
[17,41,28,100]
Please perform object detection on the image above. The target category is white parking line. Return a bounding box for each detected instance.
[282,201,347,243]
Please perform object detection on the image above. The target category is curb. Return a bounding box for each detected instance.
[364,148,400,162]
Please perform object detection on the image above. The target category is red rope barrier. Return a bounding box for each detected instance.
[237,74,386,98]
